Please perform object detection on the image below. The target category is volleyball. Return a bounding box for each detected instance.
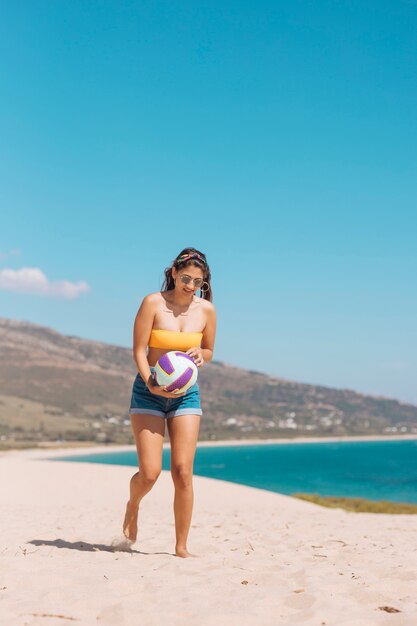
[154,351,198,393]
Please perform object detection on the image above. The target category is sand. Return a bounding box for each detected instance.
[1,443,417,626]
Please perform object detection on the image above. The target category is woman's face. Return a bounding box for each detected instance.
[172,264,205,295]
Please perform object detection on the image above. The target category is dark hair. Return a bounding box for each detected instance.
[161,247,213,302]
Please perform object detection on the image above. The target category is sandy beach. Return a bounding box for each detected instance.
[1,443,417,626]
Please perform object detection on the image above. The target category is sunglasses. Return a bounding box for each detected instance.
[179,274,205,289]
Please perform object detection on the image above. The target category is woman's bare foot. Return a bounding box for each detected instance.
[123,500,139,542]
[175,545,198,558]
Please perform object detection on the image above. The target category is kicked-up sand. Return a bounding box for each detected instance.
[1,444,416,626]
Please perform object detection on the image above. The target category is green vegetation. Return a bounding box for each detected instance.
[1,318,417,444]
[293,492,417,514]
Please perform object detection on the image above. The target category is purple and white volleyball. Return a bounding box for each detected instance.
[154,351,198,393]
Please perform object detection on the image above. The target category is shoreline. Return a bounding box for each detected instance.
[194,433,417,449]
[4,432,416,461]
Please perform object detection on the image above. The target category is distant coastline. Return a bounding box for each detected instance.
[9,432,417,459]
[2,319,417,447]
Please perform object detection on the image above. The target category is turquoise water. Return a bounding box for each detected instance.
[54,439,417,504]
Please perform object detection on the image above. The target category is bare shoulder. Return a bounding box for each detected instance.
[203,299,215,312]
[138,291,162,311]
[198,297,216,316]
[142,291,163,304]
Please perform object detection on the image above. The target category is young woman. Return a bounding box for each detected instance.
[123,247,216,558]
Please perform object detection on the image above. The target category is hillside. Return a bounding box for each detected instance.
[0,317,416,447]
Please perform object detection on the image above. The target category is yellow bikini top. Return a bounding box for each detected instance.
[148,329,203,351]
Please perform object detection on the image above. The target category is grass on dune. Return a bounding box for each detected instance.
[293,493,417,514]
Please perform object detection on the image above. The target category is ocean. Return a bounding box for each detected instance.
[53,438,417,504]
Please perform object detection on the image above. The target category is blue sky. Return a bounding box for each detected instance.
[1,0,416,403]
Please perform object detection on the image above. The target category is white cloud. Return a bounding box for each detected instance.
[0,267,90,299]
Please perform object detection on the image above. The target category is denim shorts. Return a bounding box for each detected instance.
[129,367,202,419]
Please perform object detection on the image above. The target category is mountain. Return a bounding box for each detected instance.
[0,317,416,447]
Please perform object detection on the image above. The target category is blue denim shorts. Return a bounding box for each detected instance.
[129,367,202,419]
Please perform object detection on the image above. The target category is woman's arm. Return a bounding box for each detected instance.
[201,302,216,363]
[187,302,216,366]
[133,295,156,388]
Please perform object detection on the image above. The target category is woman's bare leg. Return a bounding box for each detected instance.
[123,413,165,542]
[167,413,200,557]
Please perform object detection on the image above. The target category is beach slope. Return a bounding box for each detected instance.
[1,447,416,625]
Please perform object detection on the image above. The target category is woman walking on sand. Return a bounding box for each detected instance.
[123,247,216,558]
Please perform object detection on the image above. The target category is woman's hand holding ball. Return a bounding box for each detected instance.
[186,347,204,367]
